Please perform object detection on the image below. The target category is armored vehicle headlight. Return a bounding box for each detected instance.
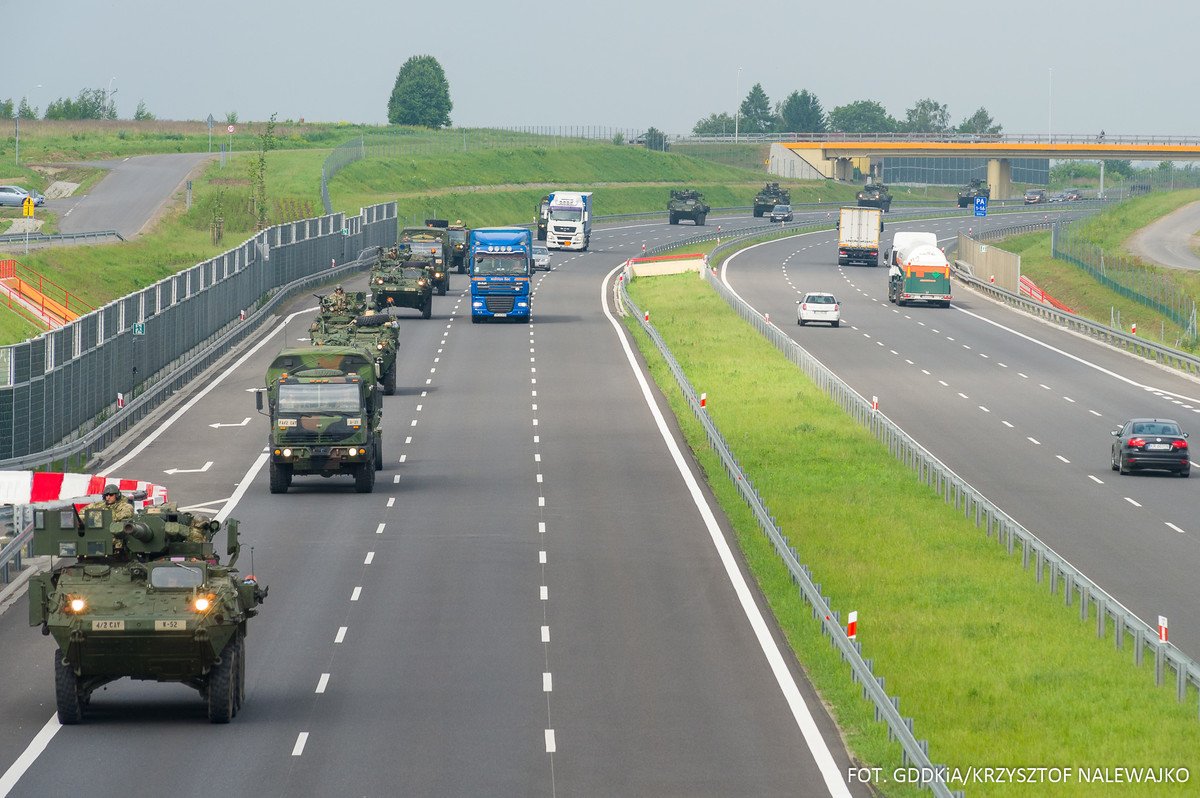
[375,277,384,285]
[282,448,293,458]
[418,278,428,286]
[192,594,215,613]
[67,596,87,613]
[377,343,384,350]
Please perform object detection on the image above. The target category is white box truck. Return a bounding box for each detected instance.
[836,207,883,266]
[546,191,592,251]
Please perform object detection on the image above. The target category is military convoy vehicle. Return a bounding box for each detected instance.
[536,194,551,241]
[258,346,384,493]
[753,182,791,217]
[28,500,267,724]
[667,189,710,225]
[309,301,399,396]
[370,247,433,319]
[957,178,990,208]
[856,183,893,212]
[399,226,450,295]
[447,221,469,273]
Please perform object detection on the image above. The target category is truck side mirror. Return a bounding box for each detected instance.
[255,390,263,413]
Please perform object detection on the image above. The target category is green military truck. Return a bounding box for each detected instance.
[857,183,893,212]
[400,226,451,295]
[28,501,267,724]
[371,248,433,319]
[536,194,551,241]
[667,189,711,225]
[257,346,384,493]
[957,178,990,208]
[753,182,791,217]
[309,310,400,396]
[447,221,469,273]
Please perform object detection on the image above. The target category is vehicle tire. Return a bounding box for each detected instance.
[897,298,907,307]
[421,298,432,320]
[383,366,396,396]
[207,641,236,723]
[697,214,706,226]
[235,630,246,714]
[268,461,291,494]
[354,462,375,493]
[55,650,84,725]
[471,315,480,324]
[374,435,383,471]
[669,214,677,225]
[1110,451,1119,471]
[1180,468,1191,478]
[753,209,762,218]
[941,301,951,308]
[798,318,807,326]
[832,320,840,328]
[1118,457,1130,475]
[582,236,589,251]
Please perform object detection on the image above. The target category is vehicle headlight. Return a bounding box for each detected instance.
[375,277,383,284]
[419,279,428,286]
[192,594,215,613]
[67,596,87,614]
[282,448,293,458]
[377,343,384,350]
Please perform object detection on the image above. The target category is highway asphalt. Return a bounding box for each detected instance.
[1128,200,1200,271]
[0,212,884,798]
[721,210,1200,668]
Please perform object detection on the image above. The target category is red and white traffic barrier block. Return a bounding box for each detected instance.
[0,471,168,510]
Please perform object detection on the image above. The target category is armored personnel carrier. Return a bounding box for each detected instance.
[370,247,433,319]
[957,178,990,208]
[309,310,399,395]
[856,183,893,212]
[753,182,791,217]
[667,189,710,226]
[28,500,267,724]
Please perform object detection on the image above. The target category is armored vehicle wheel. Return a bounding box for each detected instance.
[235,631,246,714]
[383,366,396,396]
[696,214,706,226]
[437,281,447,297]
[269,461,291,494]
[207,641,236,723]
[355,462,375,493]
[669,214,678,225]
[374,435,383,471]
[421,298,432,320]
[54,650,84,725]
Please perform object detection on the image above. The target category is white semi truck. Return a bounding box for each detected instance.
[546,191,592,251]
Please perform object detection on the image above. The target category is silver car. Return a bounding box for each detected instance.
[0,185,45,207]
[532,244,551,271]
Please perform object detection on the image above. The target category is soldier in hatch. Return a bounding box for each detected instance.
[85,484,134,522]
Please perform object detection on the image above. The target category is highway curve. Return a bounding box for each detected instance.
[720,210,1200,668]
[0,212,878,798]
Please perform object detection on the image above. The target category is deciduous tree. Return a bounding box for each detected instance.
[777,90,826,134]
[388,55,453,128]
[692,112,735,136]
[901,98,950,133]
[828,100,897,134]
[957,107,1002,135]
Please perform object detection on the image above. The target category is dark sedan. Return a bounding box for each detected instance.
[769,204,793,222]
[1111,418,1191,477]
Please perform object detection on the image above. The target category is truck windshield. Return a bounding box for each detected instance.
[409,242,441,256]
[549,208,582,222]
[277,383,361,414]
[150,562,204,589]
[474,255,529,276]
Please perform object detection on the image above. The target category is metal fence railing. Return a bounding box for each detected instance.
[0,504,33,587]
[0,203,399,467]
[0,230,125,248]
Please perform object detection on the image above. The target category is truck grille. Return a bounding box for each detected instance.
[486,296,516,313]
[552,225,575,234]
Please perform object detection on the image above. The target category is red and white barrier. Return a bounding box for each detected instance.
[847,610,858,640]
[0,471,168,509]
[1159,615,1168,643]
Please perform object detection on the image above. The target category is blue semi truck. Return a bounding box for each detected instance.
[468,227,532,322]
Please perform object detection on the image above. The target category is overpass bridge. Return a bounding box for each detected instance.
[768,135,1200,198]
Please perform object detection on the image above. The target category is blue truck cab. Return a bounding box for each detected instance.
[468,227,533,323]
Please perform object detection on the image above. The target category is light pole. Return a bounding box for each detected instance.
[734,67,742,144]
[14,83,41,166]
[1047,67,1052,142]
[106,76,117,118]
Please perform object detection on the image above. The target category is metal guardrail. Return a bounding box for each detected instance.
[0,504,34,586]
[618,279,960,798]
[0,229,125,247]
[0,249,380,471]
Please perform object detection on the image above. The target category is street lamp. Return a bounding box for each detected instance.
[14,83,41,166]
[106,76,117,118]
[734,67,742,144]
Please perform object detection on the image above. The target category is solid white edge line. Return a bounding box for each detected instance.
[603,262,851,798]
[214,452,270,524]
[0,716,60,797]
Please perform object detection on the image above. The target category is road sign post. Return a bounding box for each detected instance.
[22,196,34,254]
[973,196,989,218]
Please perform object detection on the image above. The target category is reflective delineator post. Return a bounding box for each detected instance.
[700,392,707,409]
[1159,615,1169,642]
[641,243,646,255]
[116,392,125,410]
[239,309,246,321]
[765,313,770,324]
[331,258,336,269]
[1132,322,1138,335]
[847,610,858,640]
[871,396,879,411]
[644,311,649,322]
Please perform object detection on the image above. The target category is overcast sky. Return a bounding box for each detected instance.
[5,0,1198,136]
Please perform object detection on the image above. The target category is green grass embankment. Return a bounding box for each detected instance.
[625,272,1200,798]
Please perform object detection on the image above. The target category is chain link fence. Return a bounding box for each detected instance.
[0,203,398,467]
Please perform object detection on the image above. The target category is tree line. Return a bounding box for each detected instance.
[0,89,156,121]
[692,85,1002,137]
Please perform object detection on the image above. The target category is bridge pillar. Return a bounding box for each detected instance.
[987,158,1014,200]
[834,157,856,182]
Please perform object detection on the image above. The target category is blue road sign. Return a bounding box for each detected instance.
[974,196,989,217]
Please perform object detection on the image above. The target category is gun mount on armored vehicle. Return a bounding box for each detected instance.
[753,182,791,217]
[28,500,267,724]
[309,310,399,395]
[370,246,433,319]
[667,189,711,226]
[856,183,893,212]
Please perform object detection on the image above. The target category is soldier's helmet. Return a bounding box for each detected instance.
[334,285,344,293]
[103,484,120,497]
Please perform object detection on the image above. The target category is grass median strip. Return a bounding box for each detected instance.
[625,273,1200,797]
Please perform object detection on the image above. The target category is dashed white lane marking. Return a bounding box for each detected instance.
[351,586,362,601]
[537,473,544,483]
[1125,497,1142,508]
[533,418,540,426]
[1019,373,1029,379]
[532,404,538,411]
[416,404,423,412]
[1063,397,1075,404]
[979,406,990,413]
[957,392,969,399]
[386,497,395,508]
[410,419,418,427]
[538,496,545,507]
[1002,421,1014,428]
[1056,455,1071,464]
[399,454,407,463]
[938,380,949,387]
[316,674,330,694]
[1039,384,1051,391]
[375,523,386,535]
[541,625,550,642]
[1167,523,1186,534]
[393,475,400,484]
[534,435,540,443]
[543,673,553,692]
[1089,410,1103,417]
[535,453,541,462]
[540,585,548,600]
[539,550,547,564]
[545,729,557,753]
[292,733,309,756]
[1027,437,1041,445]
[539,522,546,534]
[1089,476,1104,485]
[405,436,412,444]
[364,552,375,565]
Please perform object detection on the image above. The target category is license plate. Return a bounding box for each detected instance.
[155,619,187,631]
[92,620,125,631]
[277,418,296,428]
[1146,443,1171,451]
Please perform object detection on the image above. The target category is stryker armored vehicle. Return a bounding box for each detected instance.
[370,247,433,319]
[957,178,990,208]
[309,310,399,395]
[258,346,384,492]
[28,500,267,724]
[399,226,450,295]
[753,182,791,217]
[667,189,710,226]
[857,183,893,212]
